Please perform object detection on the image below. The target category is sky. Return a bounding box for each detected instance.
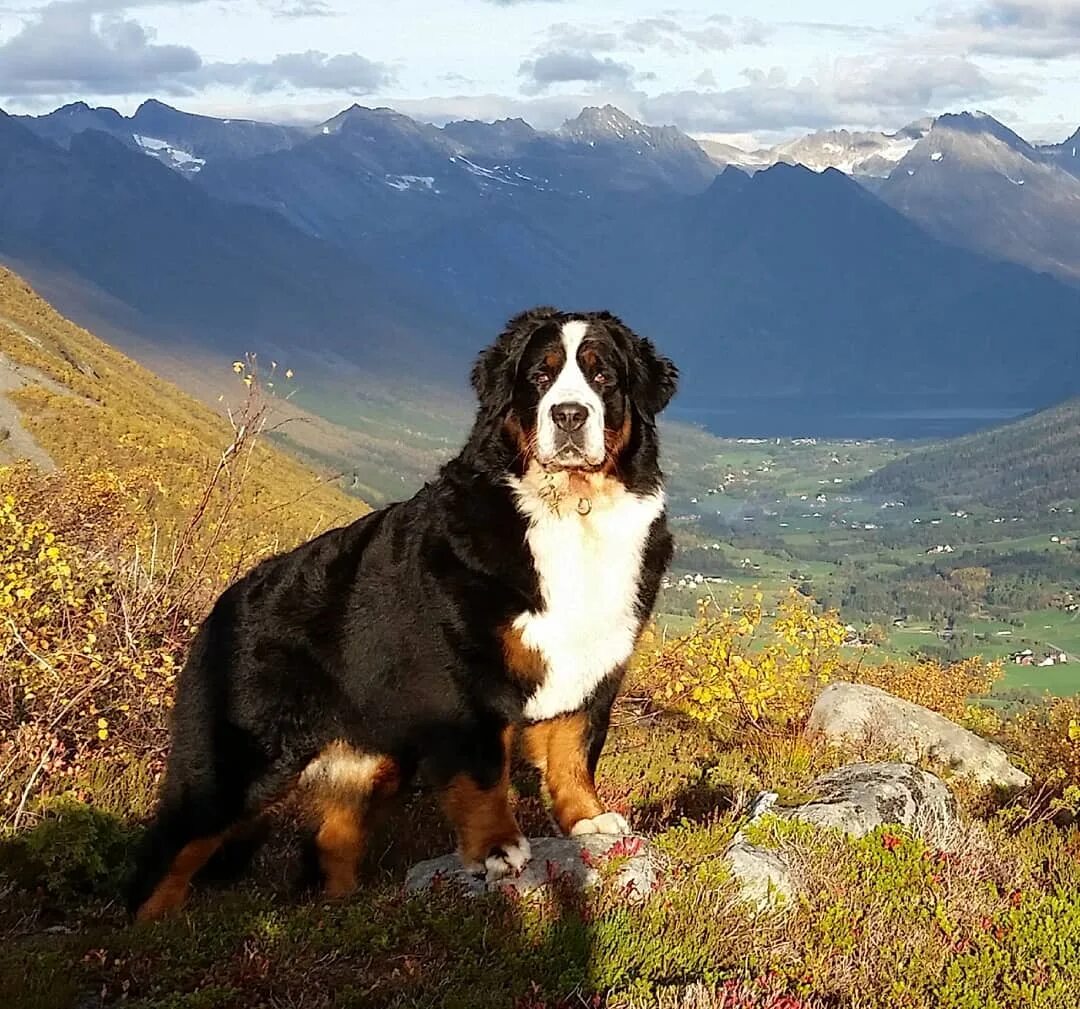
[1,0,1078,147]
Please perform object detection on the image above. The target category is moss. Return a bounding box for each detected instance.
[935,888,1080,1008]
[0,796,137,899]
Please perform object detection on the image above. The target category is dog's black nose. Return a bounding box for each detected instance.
[551,402,588,432]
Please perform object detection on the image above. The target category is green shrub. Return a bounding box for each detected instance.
[1,794,136,898]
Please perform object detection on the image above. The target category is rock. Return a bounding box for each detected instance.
[806,682,1030,790]
[405,834,659,899]
[783,762,959,843]
[724,790,795,911]
[724,841,795,909]
[724,762,959,909]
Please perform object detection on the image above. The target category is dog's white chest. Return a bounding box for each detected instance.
[509,477,665,722]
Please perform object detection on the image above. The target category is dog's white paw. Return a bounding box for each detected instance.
[570,811,630,836]
[463,837,532,881]
[485,836,531,880]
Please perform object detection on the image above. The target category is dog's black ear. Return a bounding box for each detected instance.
[633,335,678,416]
[593,311,678,417]
[471,306,561,414]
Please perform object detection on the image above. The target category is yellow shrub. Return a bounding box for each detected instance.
[646,589,846,729]
[1000,697,1080,793]
[848,655,1001,722]
[0,480,192,826]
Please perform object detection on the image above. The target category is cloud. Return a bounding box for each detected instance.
[622,16,733,53]
[262,0,336,16]
[641,55,1034,133]
[0,0,389,98]
[543,22,620,53]
[518,13,768,99]
[935,1,1080,58]
[783,21,892,41]
[0,0,202,96]
[539,15,768,57]
[518,50,635,95]
[197,50,393,94]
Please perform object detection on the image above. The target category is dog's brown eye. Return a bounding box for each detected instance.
[593,372,608,386]
[535,372,552,389]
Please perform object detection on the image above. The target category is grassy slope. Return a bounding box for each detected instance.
[0,267,366,544]
[858,398,1080,514]
[4,685,1080,1009]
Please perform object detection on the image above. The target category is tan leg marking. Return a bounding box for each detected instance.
[314,800,366,898]
[135,836,224,922]
[301,741,399,899]
[522,712,605,835]
[440,727,528,875]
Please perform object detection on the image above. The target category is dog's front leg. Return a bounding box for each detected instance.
[439,725,531,880]
[521,706,629,838]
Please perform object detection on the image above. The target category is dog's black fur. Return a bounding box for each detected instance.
[127,307,677,918]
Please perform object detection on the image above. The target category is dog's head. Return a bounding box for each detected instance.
[471,307,677,475]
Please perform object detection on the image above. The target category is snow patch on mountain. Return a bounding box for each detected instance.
[133,134,205,174]
[449,156,529,188]
[385,174,438,193]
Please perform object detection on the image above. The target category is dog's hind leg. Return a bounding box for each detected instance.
[198,816,271,886]
[300,742,400,899]
[128,717,306,921]
[128,758,302,922]
[127,798,229,921]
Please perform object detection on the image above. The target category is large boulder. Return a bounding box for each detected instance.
[783,761,959,842]
[405,834,659,899]
[806,682,1030,790]
[725,762,960,910]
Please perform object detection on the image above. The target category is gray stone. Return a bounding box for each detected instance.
[724,841,795,910]
[723,790,795,911]
[405,834,659,900]
[723,762,960,909]
[806,682,1030,790]
[783,761,959,843]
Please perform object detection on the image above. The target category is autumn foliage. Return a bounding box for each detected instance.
[0,362,362,830]
[641,588,1002,733]
[646,590,845,729]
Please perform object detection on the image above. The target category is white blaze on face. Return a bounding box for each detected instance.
[536,319,606,467]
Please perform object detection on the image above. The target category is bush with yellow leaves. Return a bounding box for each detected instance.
[644,589,1002,734]
[646,589,847,730]
[0,368,353,831]
[0,477,191,830]
[998,696,1080,802]
[852,655,1001,723]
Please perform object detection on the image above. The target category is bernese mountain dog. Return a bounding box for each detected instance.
[128,306,677,920]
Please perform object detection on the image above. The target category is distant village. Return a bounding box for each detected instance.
[1010,648,1070,668]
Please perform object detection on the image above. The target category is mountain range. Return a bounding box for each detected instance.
[4,98,1080,437]
[700,119,933,179]
[709,110,1080,286]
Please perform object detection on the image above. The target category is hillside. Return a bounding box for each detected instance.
[0,110,462,385]
[4,271,1080,1009]
[0,266,365,546]
[857,397,1080,513]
